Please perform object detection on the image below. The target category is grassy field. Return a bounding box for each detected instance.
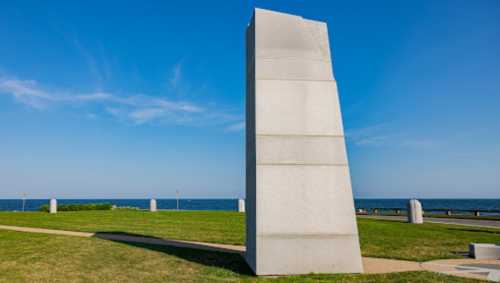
[357,218,500,260]
[425,214,500,221]
[0,229,485,283]
[0,210,245,244]
[0,210,499,261]
[368,213,500,221]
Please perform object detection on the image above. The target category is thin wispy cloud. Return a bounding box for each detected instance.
[399,139,436,149]
[0,78,54,109]
[346,124,437,149]
[167,61,198,98]
[169,63,182,89]
[0,75,239,127]
[85,113,98,120]
[225,121,245,132]
[346,124,388,147]
[72,38,113,89]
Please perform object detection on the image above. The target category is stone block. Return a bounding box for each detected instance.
[469,243,500,260]
[150,198,157,212]
[488,270,500,282]
[256,135,348,165]
[49,198,57,214]
[407,199,423,224]
[255,58,333,81]
[238,199,245,213]
[255,80,343,135]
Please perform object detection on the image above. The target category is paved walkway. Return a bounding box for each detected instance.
[0,224,94,237]
[423,258,500,281]
[360,215,500,229]
[0,224,243,254]
[0,224,499,281]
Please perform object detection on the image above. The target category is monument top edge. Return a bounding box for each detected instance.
[252,7,327,25]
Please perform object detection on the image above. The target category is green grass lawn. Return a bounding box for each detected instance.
[357,218,500,261]
[425,214,500,221]
[0,229,484,283]
[365,213,500,221]
[0,210,245,244]
[0,210,499,261]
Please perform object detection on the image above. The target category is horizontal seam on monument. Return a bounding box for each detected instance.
[256,134,344,137]
[257,163,348,166]
[256,57,332,63]
[257,234,358,239]
[255,78,336,82]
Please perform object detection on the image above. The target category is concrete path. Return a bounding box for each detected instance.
[0,224,499,281]
[0,224,94,237]
[0,224,243,254]
[360,215,500,229]
[362,257,423,274]
[423,258,500,281]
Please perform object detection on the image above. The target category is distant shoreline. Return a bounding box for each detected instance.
[0,198,498,213]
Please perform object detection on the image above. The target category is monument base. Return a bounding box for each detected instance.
[246,235,363,275]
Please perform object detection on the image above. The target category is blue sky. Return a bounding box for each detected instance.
[0,1,499,199]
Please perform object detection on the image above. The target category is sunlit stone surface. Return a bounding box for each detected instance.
[407,199,423,224]
[488,270,500,282]
[150,198,157,212]
[469,243,500,259]
[49,198,57,214]
[245,8,363,275]
[238,199,245,213]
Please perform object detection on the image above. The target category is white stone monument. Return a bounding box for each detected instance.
[407,199,423,224]
[238,198,245,213]
[150,198,157,212]
[245,8,363,275]
[49,198,57,214]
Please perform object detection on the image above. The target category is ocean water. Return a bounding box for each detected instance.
[0,198,499,213]
[0,199,237,212]
[355,199,500,213]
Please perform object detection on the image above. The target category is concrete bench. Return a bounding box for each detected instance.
[469,243,500,259]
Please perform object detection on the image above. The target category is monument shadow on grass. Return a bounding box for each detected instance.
[93,232,253,276]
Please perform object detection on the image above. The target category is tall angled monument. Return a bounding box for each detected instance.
[245,8,363,275]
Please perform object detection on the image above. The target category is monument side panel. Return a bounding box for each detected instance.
[246,8,363,275]
[245,15,257,272]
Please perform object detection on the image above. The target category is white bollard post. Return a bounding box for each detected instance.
[407,199,423,224]
[238,198,245,213]
[49,198,57,214]
[488,271,500,282]
[150,198,157,212]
